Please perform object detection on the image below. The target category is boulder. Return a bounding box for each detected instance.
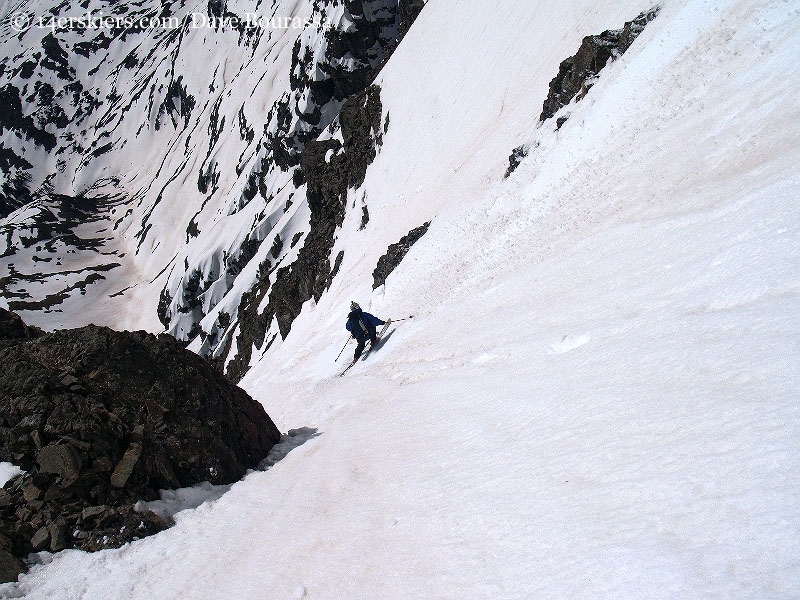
[110,442,142,489]
[30,527,49,551]
[37,444,81,481]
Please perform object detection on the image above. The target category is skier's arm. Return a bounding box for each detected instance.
[363,313,384,327]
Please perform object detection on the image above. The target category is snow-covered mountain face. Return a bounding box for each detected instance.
[0,0,422,379]
[2,0,799,596]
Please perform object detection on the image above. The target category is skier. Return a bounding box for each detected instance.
[345,301,386,361]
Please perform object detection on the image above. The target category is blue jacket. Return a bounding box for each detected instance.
[346,309,384,341]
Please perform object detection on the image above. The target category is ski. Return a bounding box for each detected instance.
[338,360,357,377]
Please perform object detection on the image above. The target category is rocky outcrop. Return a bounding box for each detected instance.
[539,7,659,122]
[504,144,530,178]
[372,221,430,289]
[0,309,281,582]
[504,7,658,181]
[272,84,383,320]
[226,84,384,381]
[265,0,401,175]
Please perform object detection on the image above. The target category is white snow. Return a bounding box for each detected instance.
[133,483,232,524]
[548,332,592,355]
[0,463,24,487]
[2,0,800,598]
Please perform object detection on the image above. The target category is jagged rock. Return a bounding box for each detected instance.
[22,484,42,503]
[0,309,281,580]
[499,7,659,186]
[277,84,383,316]
[30,527,49,551]
[59,374,79,388]
[339,85,384,188]
[539,7,659,122]
[373,222,431,289]
[48,520,66,552]
[81,505,107,521]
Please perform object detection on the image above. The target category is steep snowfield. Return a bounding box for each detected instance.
[3,0,800,598]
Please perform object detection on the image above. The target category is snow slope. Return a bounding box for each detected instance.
[3,0,800,598]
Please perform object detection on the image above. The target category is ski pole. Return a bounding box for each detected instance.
[388,315,414,322]
[335,337,351,361]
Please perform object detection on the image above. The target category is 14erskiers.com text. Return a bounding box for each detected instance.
[10,11,323,34]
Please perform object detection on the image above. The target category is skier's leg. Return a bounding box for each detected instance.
[354,339,365,361]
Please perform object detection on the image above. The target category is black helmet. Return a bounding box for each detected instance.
[350,301,361,311]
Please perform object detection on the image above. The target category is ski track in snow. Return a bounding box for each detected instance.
[2,0,800,598]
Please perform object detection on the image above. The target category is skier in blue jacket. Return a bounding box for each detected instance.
[345,302,386,361]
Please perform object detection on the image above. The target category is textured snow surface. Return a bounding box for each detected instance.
[2,0,799,598]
